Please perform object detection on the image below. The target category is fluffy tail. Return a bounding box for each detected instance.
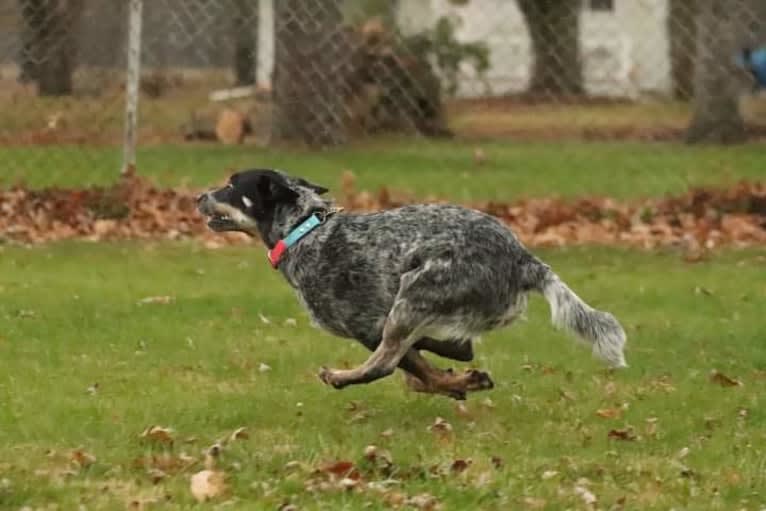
[534,268,627,368]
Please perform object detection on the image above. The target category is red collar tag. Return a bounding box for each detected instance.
[267,240,287,268]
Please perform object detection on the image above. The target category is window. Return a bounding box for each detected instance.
[590,0,614,11]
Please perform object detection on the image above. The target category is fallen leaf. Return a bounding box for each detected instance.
[284,318,297,327]
[455,402,471,418]
[490,456,504,470]
[429,417,453,435]
[140,425,174,445]
[608,428,637,441]
[645,417,659,437]
[709,370,742,387]
[319,460,357,479]
[205,443,223,469]
[147,467,167,484]
[229,427,249,442]
[480,397,496,409]
[137,295,174,305]
[596,408,623,419]
[574,484,597,505]
[450,458,471,474]
[190,469,226,502]
[541,470,558,480]
[363,445,378,461]
[258,313,271,324]
[407,493,440,510]
[258,362,272,373]
[338,477,358,490]
[380,428,394,439]
[70,449,96,468]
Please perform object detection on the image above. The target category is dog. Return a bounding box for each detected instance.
[197,169,627,400]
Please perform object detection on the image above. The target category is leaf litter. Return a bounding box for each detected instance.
[2,170,764,251]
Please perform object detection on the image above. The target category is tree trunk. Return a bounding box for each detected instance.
[668,0,697,100]
[18,0,83,96]
[272,0,349,146]
[232,0,257,86]
[517,0,584,96]
[686,1,746,144]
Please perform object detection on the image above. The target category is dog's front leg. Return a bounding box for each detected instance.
[319,304,419,389]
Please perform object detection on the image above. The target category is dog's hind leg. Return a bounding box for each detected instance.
[413,337,474,362]
[399,350,493,400]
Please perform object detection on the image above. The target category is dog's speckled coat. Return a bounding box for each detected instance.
[198,169,627,398]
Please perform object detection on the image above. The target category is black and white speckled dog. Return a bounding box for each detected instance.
[198,169,627,400]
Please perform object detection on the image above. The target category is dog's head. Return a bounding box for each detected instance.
[197,169,329,247]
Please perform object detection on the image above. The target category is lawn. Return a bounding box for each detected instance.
[1,242,765,510]
[1,140,765,203]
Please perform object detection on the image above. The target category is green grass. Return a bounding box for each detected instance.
[1,242,765,509]
[1,139,765,201]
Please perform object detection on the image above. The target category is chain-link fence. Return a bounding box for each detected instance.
[0,0,765,185]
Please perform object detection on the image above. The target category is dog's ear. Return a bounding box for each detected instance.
[297,177,329,195]
[257,172,299,202]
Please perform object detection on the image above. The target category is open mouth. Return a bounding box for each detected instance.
[206,213,238,231]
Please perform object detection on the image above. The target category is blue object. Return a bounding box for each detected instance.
[267,214,323,268]
[737,46,766,88]
[283,214,322,248]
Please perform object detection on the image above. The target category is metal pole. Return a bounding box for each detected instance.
[122,0,143,176]
[257,0,274,90]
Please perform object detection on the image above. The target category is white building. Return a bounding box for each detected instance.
[396,0,672,99]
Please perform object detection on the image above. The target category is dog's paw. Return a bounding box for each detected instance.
[318,367,344,389]
[464,369,494,391]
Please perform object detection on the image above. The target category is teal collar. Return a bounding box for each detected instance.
[267,214,323,269]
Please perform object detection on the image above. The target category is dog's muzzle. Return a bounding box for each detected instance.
[197,192,236,232]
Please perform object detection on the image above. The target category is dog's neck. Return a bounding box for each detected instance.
[260,199,334,248]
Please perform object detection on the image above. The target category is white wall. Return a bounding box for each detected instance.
[396,0,672,99]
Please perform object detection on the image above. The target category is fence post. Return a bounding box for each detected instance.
[122,0,143,176]
[257,0,274,89]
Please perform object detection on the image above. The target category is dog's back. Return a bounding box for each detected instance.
[282,203,626,368]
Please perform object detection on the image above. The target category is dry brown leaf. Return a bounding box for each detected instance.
[319,460,358,479]
[380,428,394,439]
[363,445,378,461]
[608,428,637,441]
[140,425,174,445]
[2,176,764,249]
[229,427,249,442]
[709,370,743,387]
[190,469,227,502]
[596,408,623,419]
[70,449,96,468]
[450,458,471,474]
